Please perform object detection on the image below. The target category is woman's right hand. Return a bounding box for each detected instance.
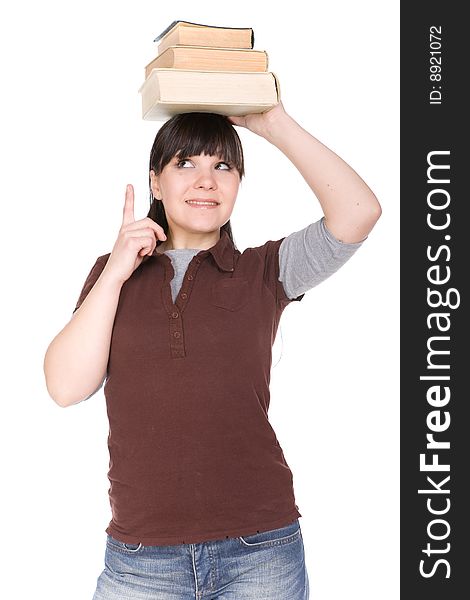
[103,184,167,284]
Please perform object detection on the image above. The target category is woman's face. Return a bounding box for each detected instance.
[150,152,240,236]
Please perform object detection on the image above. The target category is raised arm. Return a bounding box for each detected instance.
[227,101,382,243]
[44,185,166,407]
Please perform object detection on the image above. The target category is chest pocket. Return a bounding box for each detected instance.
[211,277,249,311]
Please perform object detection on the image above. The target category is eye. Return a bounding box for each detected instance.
[176,158,232,170]
[216,162,232,170]
[176,159,193,168]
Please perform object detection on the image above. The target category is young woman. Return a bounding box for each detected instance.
[44,101,381,599]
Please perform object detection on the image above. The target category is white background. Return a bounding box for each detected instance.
[0,1,399,598]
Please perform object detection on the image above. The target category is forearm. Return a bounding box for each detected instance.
[43,269,123,407]
[263,111,382,243]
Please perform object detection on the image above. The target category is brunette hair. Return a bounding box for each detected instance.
[147,112,245,248]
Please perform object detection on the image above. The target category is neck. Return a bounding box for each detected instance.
[158,228,221,252]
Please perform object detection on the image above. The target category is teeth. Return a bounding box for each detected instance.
[186,201,218,206]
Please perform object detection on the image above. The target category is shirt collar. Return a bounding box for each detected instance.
[150,229,235,272]
[196,228,235,272]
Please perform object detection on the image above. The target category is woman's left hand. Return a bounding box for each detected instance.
[226,100,289,139]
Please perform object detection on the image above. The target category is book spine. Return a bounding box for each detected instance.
[153,20,180,42]
[271,71,281,102]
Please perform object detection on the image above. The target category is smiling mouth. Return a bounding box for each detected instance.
[185,200,220,208]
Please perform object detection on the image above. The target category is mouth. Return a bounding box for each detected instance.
[185,199,220,208]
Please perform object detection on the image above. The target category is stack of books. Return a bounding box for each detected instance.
[138,20,281,121]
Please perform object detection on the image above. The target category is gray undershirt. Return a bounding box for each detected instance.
[163,217,364,303]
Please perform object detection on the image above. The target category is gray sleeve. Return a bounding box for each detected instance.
[278,217,365,299]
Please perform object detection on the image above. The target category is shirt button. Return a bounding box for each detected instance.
[172,311,179,318]
[173,331,181,338]
[181,292,187,299]
[187,274,194,280]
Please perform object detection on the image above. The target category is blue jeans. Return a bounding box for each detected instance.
[92,518,309,599]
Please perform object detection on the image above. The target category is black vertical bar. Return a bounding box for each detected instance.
[401,3,468,598]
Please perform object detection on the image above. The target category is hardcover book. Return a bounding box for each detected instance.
[138,68,280,121]
[144,45,268,78]
[153,21,254,55]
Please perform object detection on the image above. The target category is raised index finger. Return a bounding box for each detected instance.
[122,184,135,226]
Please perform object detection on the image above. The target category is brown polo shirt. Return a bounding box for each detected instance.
[73,228,304,545]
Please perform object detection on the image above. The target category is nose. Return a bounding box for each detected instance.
[193,168,217,189]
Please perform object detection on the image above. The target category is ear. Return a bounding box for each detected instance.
[149,170,162,200]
